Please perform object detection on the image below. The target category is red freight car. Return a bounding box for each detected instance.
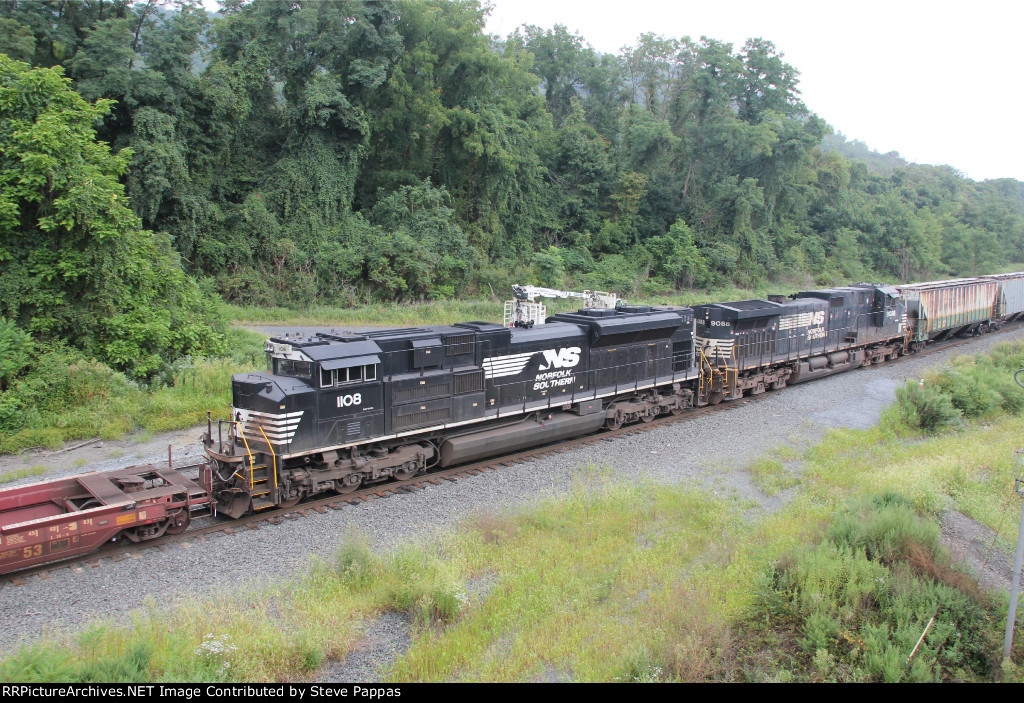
[0,464,213,573]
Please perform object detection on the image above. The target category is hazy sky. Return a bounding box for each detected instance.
[483,0,1024,182]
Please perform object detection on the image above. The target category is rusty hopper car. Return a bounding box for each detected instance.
[204,307,701,517]
[898,277,1000,347]
[691,284,906,404]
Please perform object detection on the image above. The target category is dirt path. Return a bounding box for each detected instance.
[0,423,208,482]
[941,510,1016,593]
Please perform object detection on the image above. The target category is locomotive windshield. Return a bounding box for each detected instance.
[272,358,313,381]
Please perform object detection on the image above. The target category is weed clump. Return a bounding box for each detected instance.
[883,341,1024,436]
[933,345,1024,418]
[0,640,153,683]
[892,380,962,434]
[735,494,1002,682]
[334,542,376,589]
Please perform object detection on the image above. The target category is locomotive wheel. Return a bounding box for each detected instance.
[335,474,362,494]
[278,492,302,509]
[641,409,656,423]
[605,407,623,431]
[165,509,190,535]
[393,462,418,481]
[671,406,686,416]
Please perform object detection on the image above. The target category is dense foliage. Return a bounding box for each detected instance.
[1,0,1020,312]
[890,340,1024,434]
[0,53,225,381]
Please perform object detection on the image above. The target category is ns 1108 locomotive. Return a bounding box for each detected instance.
[201,281,936,517]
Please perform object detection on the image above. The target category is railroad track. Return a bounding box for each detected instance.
[2,322,1017,585]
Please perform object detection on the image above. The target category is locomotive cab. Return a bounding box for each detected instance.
[249,336,387,454]
[315,354,383,448]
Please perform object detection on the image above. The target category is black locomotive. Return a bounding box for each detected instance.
[201,281,933,517]
[693,283,906,403]
[204,306,700,516]
[2,276,1018,577]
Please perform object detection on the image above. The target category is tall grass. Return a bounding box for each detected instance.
[737,495,1001,682]
[886,341,1024,439]
[0,328,264,455]
[388,481,744,682]
[228,300,506,328]
[1,444,1018,682]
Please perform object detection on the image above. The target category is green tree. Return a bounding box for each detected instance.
[0,18,35,62]
[646,218,708,288]
[537,101,615,241]
[531,246,565,286]
[0,56,223,377]
[508,24,595,126]
[362,0,550,257]
[0,318,32,392]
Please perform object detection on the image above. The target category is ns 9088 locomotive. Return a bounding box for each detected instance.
[201,281,926,517]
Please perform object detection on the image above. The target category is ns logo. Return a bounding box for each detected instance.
[539,347,582,370]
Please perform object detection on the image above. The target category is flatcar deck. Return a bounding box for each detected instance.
[0,464,212,573]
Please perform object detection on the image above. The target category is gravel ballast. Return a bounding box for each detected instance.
[2,327,1023,656]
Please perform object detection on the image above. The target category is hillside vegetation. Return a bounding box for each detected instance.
[0,0,1022,444]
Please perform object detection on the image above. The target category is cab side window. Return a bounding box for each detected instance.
[320,367,335,388]
[274,359,313,381]
[320,364,377,388]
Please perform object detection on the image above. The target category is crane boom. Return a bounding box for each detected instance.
[503,285,622,327]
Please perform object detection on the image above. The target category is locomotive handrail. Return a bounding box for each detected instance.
[256,423,278,495]
[233,421,259,493]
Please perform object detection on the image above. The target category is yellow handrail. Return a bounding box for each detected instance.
[698,343,737,400]
[233,421,258,492]
[256,424,277,494]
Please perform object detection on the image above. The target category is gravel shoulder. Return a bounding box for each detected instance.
[0,425,208,485]
[2,327,1023,664]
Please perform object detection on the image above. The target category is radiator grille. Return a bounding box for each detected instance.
[454,370,484,394]
[446,334,474,356]
[394,407,450,430]
[394,382,451,404]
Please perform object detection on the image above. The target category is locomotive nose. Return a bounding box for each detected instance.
[232,373,286,410]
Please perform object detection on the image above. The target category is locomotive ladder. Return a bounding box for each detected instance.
[698,345,737,404]
[233,421,278,511]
